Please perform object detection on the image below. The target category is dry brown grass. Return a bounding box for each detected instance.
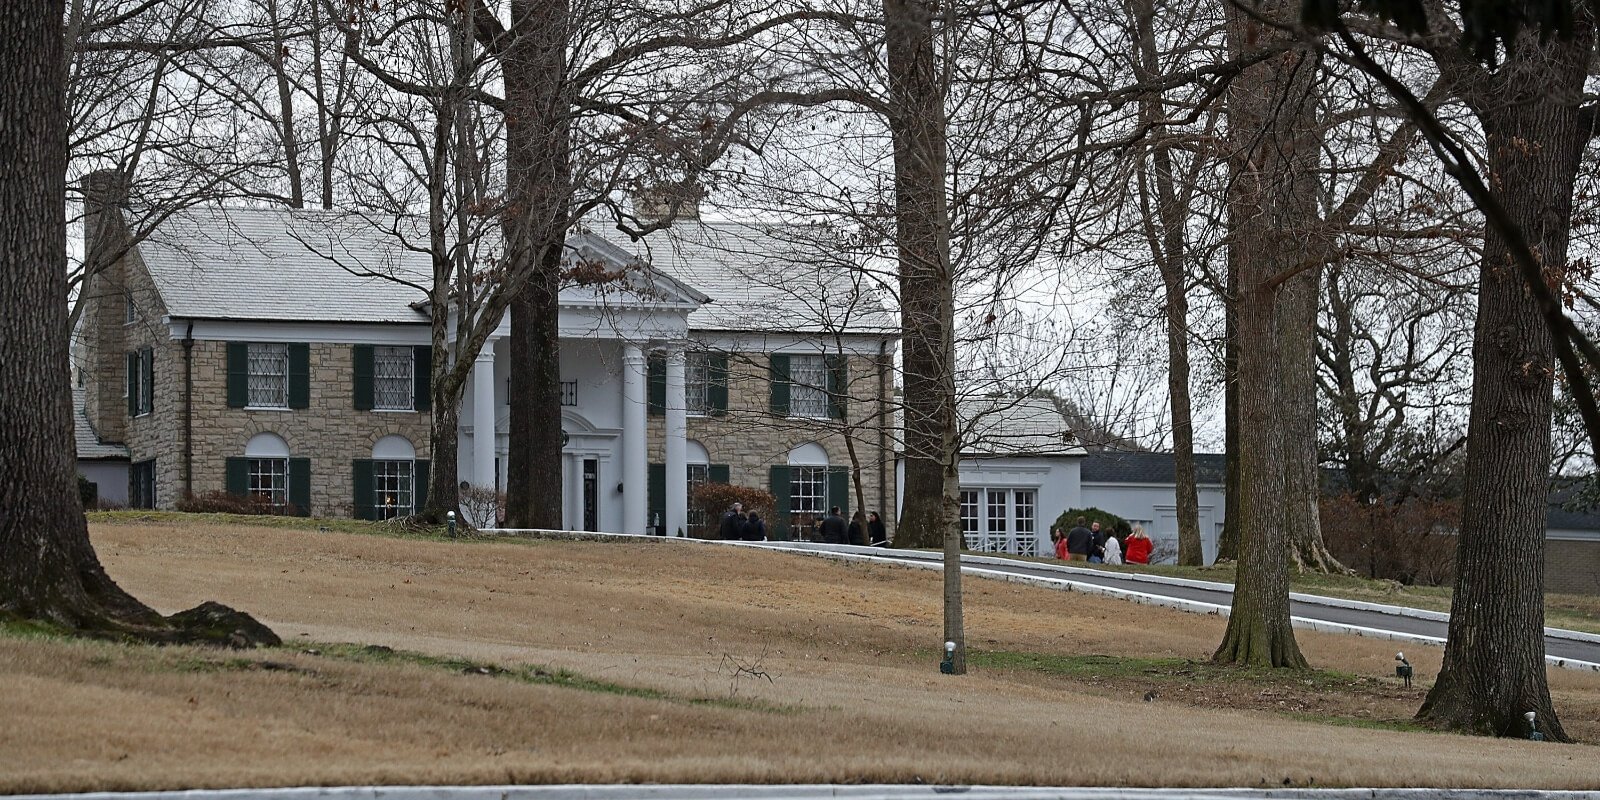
[2,518,1599,792]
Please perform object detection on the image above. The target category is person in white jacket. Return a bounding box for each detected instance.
[1102,532,1123,565]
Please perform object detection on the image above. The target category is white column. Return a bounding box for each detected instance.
[472,339,497,491]
[664,349,688,538]
[565,453,583,530]
[621,344,648,534]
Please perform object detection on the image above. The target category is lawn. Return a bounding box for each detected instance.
[1,514,1598,791]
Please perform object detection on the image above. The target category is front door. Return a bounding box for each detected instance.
[583,458,599,532]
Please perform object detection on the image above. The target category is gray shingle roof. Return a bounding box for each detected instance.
[595,221,898,335]
[73,387,128,460]
[1081,450,1227,484]
[139,207,435,323]
[948,397,1084,457]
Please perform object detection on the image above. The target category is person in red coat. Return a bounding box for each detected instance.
[1124,525,1154,565]
[1052,528,1069,560]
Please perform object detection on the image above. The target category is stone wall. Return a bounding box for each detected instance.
[180,340,434,517]
[647,351,897,537]
[1547,538,1600,596]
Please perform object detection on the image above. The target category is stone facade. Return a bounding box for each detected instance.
[80,244,433,515]
[647,350,897,537]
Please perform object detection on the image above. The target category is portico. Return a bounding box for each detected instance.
[457,233,708,535]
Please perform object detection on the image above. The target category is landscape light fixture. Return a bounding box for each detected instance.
[447,510,456,539]
[1526,711,1544,741]
[1394,652,1413,688]
[940,641,956,675]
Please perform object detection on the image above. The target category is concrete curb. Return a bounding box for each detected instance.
[10,785,1600,800]
[486,530,1600,671]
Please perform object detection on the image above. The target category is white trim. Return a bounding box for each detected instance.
[166,318,429,345]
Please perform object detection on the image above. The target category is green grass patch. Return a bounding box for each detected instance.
[0,614,71,640]
[969,648,1384,694]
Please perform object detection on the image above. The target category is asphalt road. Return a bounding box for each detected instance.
[749,541,1600,666]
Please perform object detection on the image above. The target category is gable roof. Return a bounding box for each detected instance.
[956,397,1084,457]
[73,387,128,460]
[595,221,898,336]
[1081,450,1228,484]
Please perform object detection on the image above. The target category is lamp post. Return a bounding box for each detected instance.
[940,640,956,674]
[1394,652,1413,688]
[447,510,456,539]
[1526,711,1544,741]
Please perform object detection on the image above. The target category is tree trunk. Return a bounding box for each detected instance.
[1212,0,1313,669]
[503,0,570,531]
[1218,248,1241,563]
[1279,263,1343,573]
[1130,0,1203,567]
[0,0,273,646]
[266,0,304,208]
[1417,31,1589,741]
[422,360,463,522]
[884,0,963,672]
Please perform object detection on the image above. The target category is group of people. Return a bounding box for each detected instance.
[812,507,890,545]
[1051,516,1153,565]
[717,503,890,546]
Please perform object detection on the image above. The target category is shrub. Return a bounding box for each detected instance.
[1320,493,1459,586]
[1050,507,1129,538]
[176,490,296,516]
[692,483,776,539]
[458,484,505,530]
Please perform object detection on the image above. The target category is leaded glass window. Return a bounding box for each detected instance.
[788,355,828,418]
[247,343,289,408]
[686,353,711,416]
[374,346,414,410]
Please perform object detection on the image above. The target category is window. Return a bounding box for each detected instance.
[788,354,828,418]
[687,463,710,528]
[1014,490,1037,556]
[790,465,826,519]
[127,348,152,417]
[248,457,289,511]
[247,343,290,408]
[984,490,1009,553]
[373,346,414,410]
[560,381,578,406]
[373,460,413,519]
[960,490,981,550]
[686,353,711,416]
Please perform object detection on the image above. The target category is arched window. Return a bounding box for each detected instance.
[371,435,416,519]
[686,439,711,528]
[244,432,290,510]
[786,443,829,523]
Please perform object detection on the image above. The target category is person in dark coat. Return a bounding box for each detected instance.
[741,511,767,541]
[718,503,744,540]
[868,511,888,545]
[1089,521,1108,563]
[1065,516,1093,561]
[847,510,868,546]
[818,506,849,544]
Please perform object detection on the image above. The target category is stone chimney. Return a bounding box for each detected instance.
[79,169,132,443]
[633,183,704,222]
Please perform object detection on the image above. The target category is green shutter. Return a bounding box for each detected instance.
[825,355,848,420]
[647,462,666,534]
[288,343,310,409]
[709,464,730,485]
[768,354,790,416]
[708,354,729,416]
[352,345,374,411]
[769,466,791,540]
[414,459,430,514]
[352,459,374,520]
[126,352,138,416]
[289,457,311,516]
[647,353,666,416]
[828,466,850,518]
[413,346,432,411]
[225,457,248,496]
[140,347,154,415]
[226,342,249,408]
